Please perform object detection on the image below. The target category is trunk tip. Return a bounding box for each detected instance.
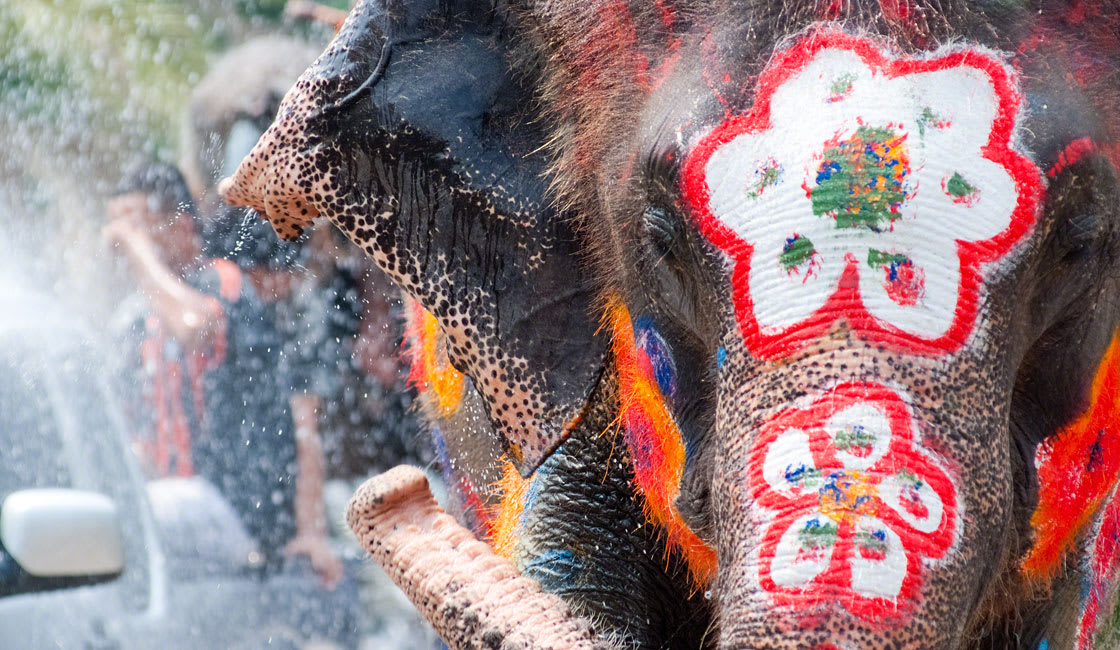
[346,465,433,528]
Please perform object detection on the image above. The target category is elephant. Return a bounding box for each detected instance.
[219,1,1120,648]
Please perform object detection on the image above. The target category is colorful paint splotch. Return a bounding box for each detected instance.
[781,233,821,282]
[609,298,717,584]
[916,107,951,137]
[749,158,785,199]
[682,31,1041,359]
[747,382,957,622]
[867,249,926,306]
[828,72,858,102]
[810,125,911,231]
[943,171,982,206]
[403,298,465,417]
[1025,333,1120,583]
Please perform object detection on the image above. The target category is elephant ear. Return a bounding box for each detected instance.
[221,0,607,475]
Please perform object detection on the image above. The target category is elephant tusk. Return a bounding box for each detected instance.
[346,465,618,650]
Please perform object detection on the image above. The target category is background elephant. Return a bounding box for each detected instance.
[221,1,1120,649]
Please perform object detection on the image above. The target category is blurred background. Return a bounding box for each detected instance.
[0,1,443,648]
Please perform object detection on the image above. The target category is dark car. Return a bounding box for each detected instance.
[0,281,362,649]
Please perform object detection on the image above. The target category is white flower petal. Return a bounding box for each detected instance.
[771,514,838,589]
[822,402,891,470]
[908,156,1019,243]
[748,226,845,333]
[849,516,908,599]
[880,471,945,534]
[770,49,874,142]
[859,236,959,340]
[762,428,817,496]
[901,66,999,158]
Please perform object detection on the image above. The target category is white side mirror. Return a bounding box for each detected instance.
[1,489,125,577]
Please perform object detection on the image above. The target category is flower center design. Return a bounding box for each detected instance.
[809,125,911,232]
[818,470,879,523]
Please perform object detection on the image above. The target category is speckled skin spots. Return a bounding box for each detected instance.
[220,0,607,475]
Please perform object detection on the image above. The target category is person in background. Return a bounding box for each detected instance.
[284,0,350,32]
[180,30,425,485]
[104,160,342,587]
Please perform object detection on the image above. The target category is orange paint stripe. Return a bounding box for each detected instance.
[403,300,465,418]
[1023,332,1120,582]
[489,461,531,560]
[608,297,717,585]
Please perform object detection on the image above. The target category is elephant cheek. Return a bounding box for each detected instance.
[346,466,617,650]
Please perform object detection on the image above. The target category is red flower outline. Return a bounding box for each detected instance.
[747,382,957,622]
[681,30,1042,359]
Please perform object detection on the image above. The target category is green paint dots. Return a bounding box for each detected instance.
[749,159,783,198]
[811,125,911,232]
[917,107,949,137]
[780,234,817,273]
[945,172,976,198]
[867,249,909,269]
[855,529,888,560]
[897,468,922,487]
[785,464,823,489]
[868,249,925,306]
[799,518,838,550]
[828,73,858,101]
[833,424,876,453]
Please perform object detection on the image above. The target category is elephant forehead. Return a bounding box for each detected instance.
[681,30,1043,359]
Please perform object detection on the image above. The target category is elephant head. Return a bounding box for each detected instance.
[220,0,609,477]
[223,1,1120,648]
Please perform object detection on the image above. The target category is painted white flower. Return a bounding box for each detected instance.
[747,382,958,620]
[685,35,1040,356]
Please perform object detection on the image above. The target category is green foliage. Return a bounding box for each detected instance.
[1,0,216,151]
[0,0,304,171]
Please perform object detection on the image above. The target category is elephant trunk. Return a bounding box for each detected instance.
[706,344,1008,650]
[346,466,616,650]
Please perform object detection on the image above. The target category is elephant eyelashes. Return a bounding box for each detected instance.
[1058,212,1105,260]
[1049,157,1119,262]
[643,205,679,259]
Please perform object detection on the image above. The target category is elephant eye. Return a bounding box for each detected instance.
[1058,211,1105,260]
[643,205,678,259]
